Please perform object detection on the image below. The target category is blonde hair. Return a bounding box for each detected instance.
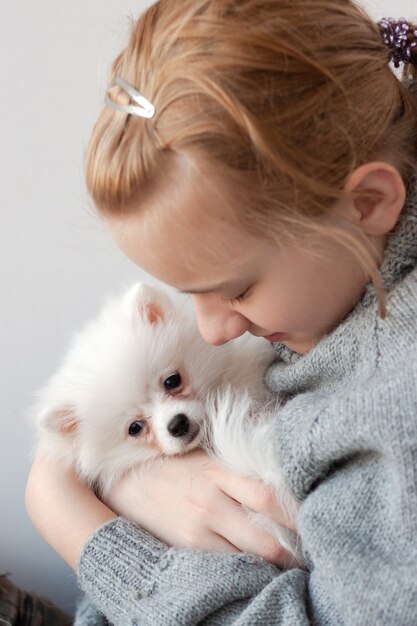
[86,0,417,317]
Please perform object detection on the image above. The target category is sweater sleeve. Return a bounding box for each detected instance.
[76,358,417,626]
[77,517,311,626]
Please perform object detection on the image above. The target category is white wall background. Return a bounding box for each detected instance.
[0,0,415,615]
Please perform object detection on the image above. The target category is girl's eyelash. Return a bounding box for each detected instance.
[228,288,251,305]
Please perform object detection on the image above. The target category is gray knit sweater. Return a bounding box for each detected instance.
[74,175,417,626]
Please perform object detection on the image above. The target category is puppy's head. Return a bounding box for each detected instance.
[35,282,230,493]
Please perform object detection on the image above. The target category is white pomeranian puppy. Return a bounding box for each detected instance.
[33,282,300,561]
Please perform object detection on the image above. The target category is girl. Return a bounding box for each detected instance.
[26,1,417,625]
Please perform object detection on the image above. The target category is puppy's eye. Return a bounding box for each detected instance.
[128,420,145,437]
[164,373,182,390]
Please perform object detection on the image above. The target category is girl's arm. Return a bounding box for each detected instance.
[25,451,293,571]
[25,455,117,570]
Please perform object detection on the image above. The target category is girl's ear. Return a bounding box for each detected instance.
[37,406,78,435]
[124,281,173,325]
[343,162,406,236]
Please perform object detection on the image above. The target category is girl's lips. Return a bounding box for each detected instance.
[263,332,287,342]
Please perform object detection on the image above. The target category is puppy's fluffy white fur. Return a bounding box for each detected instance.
[33,282,300,561]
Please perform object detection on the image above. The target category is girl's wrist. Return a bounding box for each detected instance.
[25,454,117,571]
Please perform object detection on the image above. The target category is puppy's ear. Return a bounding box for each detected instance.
[144,302,164,325]
[124,282,173,326]
[37,406,78,435]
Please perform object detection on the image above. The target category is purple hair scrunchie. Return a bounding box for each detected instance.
[378,17,417,68]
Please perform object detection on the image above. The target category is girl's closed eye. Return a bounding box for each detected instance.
[227,287,252,306]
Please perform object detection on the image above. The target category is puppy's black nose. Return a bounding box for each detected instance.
[168,414,190,437]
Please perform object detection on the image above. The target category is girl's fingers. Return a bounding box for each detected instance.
[206,489,292,566]
[206,462,294,529]
[203,532,241,553]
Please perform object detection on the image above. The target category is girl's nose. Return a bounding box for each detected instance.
[191,294,250,345]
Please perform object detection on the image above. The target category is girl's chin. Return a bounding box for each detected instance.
[263,332,287,342]
[282,336,321,354]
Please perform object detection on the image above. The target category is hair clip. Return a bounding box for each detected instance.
[378,17,417,68]
[105,76,155,119]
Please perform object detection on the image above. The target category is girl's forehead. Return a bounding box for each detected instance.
[107,187,266,289]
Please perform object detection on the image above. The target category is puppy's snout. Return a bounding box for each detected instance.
[167,413,190,438]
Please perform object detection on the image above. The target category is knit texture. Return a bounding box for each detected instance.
[75,177,417,625]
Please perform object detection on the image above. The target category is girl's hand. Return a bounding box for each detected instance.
[25,454,116,571]
[104,449,296,568]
